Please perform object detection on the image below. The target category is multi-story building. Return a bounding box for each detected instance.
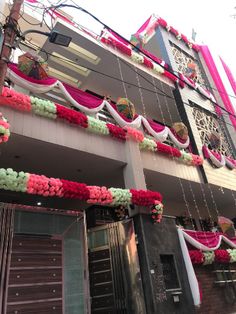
[1,2,236,314]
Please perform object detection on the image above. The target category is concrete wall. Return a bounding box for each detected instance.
[134,215,195,314]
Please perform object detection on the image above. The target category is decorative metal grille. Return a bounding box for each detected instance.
[171,43,205,85]
[192,107,232,157]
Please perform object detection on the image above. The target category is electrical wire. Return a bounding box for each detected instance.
[18,40,236,132]
[45,2,236,112]
[20,1,236,111]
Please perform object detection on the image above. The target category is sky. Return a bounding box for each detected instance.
[63,0,236,74]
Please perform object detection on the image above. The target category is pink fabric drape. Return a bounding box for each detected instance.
[62,83,103,109]
[108,30,129,46]
[8,63,57,85]
[145,119,166,132]
[169,128,187,144]
[202,145,210,158]
[220,57,236,97]
[199,46,236,130]
[184,230,236,249]
[135,15,153,34]
[185,230,221,248]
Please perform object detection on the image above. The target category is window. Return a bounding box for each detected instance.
[170,42,205,86]
[192,106,232,157]
[160,254,180,290]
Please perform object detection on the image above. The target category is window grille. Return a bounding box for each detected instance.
[192,107,232,157]
[170,43,205,86]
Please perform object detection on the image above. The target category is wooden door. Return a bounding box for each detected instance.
[6,234,63,314]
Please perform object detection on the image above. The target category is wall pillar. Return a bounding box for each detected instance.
[123,141,195,313]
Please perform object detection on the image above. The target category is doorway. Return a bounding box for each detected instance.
[0,203,90,314]
[88,220,146,314]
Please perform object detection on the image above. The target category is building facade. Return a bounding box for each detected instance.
[1,3,236,314]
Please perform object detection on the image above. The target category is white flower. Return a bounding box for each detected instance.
[188,43,193,49]
[131,51,144,64]
[152,63,165,74]
[166,25,171,32]
[176,33,182,40]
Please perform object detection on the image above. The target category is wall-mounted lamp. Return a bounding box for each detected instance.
[17,30,72,48]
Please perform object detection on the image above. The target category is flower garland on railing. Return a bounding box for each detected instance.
[140,138,203,166]
[100,33,177,83]
[100,29,216,103]
[0,112,10,144]
[189,249,236,265]
[0,167,164,221]
[0,87,203,166]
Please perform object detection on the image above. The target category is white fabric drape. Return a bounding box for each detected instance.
[178,228,201,307]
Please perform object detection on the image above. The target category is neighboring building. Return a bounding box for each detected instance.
[1,3,236,314]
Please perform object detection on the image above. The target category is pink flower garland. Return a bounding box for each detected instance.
[27,174,63,197]
[0,116,10,143]
[189,249,231,265]
[170,26,179,37]
[56,103,88,128]
[123,126,144,142]
[87,186,113,204]
[191,154,203,166]
[151,200,164,223]
[101,37,132,56]
[0,167,165,222]
[1,87,31,112]
[0,88,204,167]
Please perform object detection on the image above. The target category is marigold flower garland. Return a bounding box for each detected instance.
[189,249,236,265]
[0,87,204,166]
[0,167,164,221]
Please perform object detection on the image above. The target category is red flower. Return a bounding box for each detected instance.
[163,70,178,82]
[101,37,132,56]
[158,18,168,28]
[56,104,88,128]
[0,87,31,112]
[143,57,154,69]
[156,142,181,158]
[189,250,204,264]
[214,250,230,263]
[181,34,189,44]
[192,44,200,52]
[130,189,162,206]
[61,179,90,200]
[106,123,127,141]
[170,26,179,37]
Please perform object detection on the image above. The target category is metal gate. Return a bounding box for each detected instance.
[88,219,146,314]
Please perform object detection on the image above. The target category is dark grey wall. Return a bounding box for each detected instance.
[134,215,195,314]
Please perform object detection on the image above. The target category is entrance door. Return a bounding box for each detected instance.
[88,220,146,314]
[7,234,63,314]
[1,204,90,314]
